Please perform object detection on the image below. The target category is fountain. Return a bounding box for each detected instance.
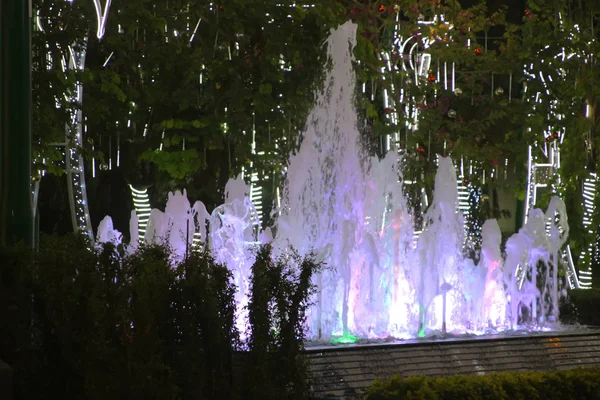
[275,21,413,340]
[96,21,571,342]
[96,215,123,245]
[273,21,568,340]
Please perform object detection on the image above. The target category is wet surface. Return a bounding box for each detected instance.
[305,325,599,350]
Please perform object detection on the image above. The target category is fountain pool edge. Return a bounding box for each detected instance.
[304,328,600,399]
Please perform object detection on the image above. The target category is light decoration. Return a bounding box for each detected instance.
[34,0,112,242]
[578,171,597,288]
[457,158,470,216]
[388,11,578,284]
[195,4,316,228]
[92,0,112,39]
[457,176,472,244]
[63,43,95,240]
[522,23,587,288]
[330,333,357,345]
[379,14,454,150]
[248,113,264,226]
[31,14,49,230]
[522,134,581,290]
[386,14,456,241]
[129,185,151,239]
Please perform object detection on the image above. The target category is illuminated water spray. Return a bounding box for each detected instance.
[274,21,570,339]
[98,22,572,341]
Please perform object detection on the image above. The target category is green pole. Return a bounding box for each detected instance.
[0,0,33,247]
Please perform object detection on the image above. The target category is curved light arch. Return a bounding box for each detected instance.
[34,0,113,242]
[92,0,112,39]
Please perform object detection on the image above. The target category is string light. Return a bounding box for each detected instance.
[38,0,113,241]
[129,185,151,239]
[523,43,590,287]
[578,172,597,288]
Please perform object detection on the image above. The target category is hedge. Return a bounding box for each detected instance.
[0,234,320,400]
[365,367,600,400]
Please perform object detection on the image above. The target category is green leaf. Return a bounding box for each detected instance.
[259,83,272,95]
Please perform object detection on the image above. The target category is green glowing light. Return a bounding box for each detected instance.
[331,333,357,344]
[418,307,427,338]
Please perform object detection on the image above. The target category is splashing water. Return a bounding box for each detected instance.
[275,21,417,339]
[144,189,199,261]
[97,21,571,341]
[96,215,123,245]
[273,21,569,339]
[209,177,260,334]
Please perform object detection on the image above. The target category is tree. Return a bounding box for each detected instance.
[32,0,346,234]
[32,0,600,279]
[509,0,600,279]
[81,0,342,212]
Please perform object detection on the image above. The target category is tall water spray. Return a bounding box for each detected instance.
[275,21,415,339]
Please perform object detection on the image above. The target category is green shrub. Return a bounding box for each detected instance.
[0,234,320,400]
[365,367,600,400]
[246,246,321,400]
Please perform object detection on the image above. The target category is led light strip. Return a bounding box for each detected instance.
[247,113,263,227]
[92,0,111,39]
[457,178,470,215]
[578,171,597,288]
[62,0,112,241]
[250,173,263,224]
[64,43,94,241]
[129,185,151,239]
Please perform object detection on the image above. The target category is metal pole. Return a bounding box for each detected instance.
[0,0,33,247]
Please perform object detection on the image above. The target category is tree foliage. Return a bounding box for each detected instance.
[31,0,600,258]
[80,0,340,207]
[510,0,600,257]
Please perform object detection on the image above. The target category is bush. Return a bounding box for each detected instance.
[0,234,320,400]
[365,367,600,400]
[245,246,321,400]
